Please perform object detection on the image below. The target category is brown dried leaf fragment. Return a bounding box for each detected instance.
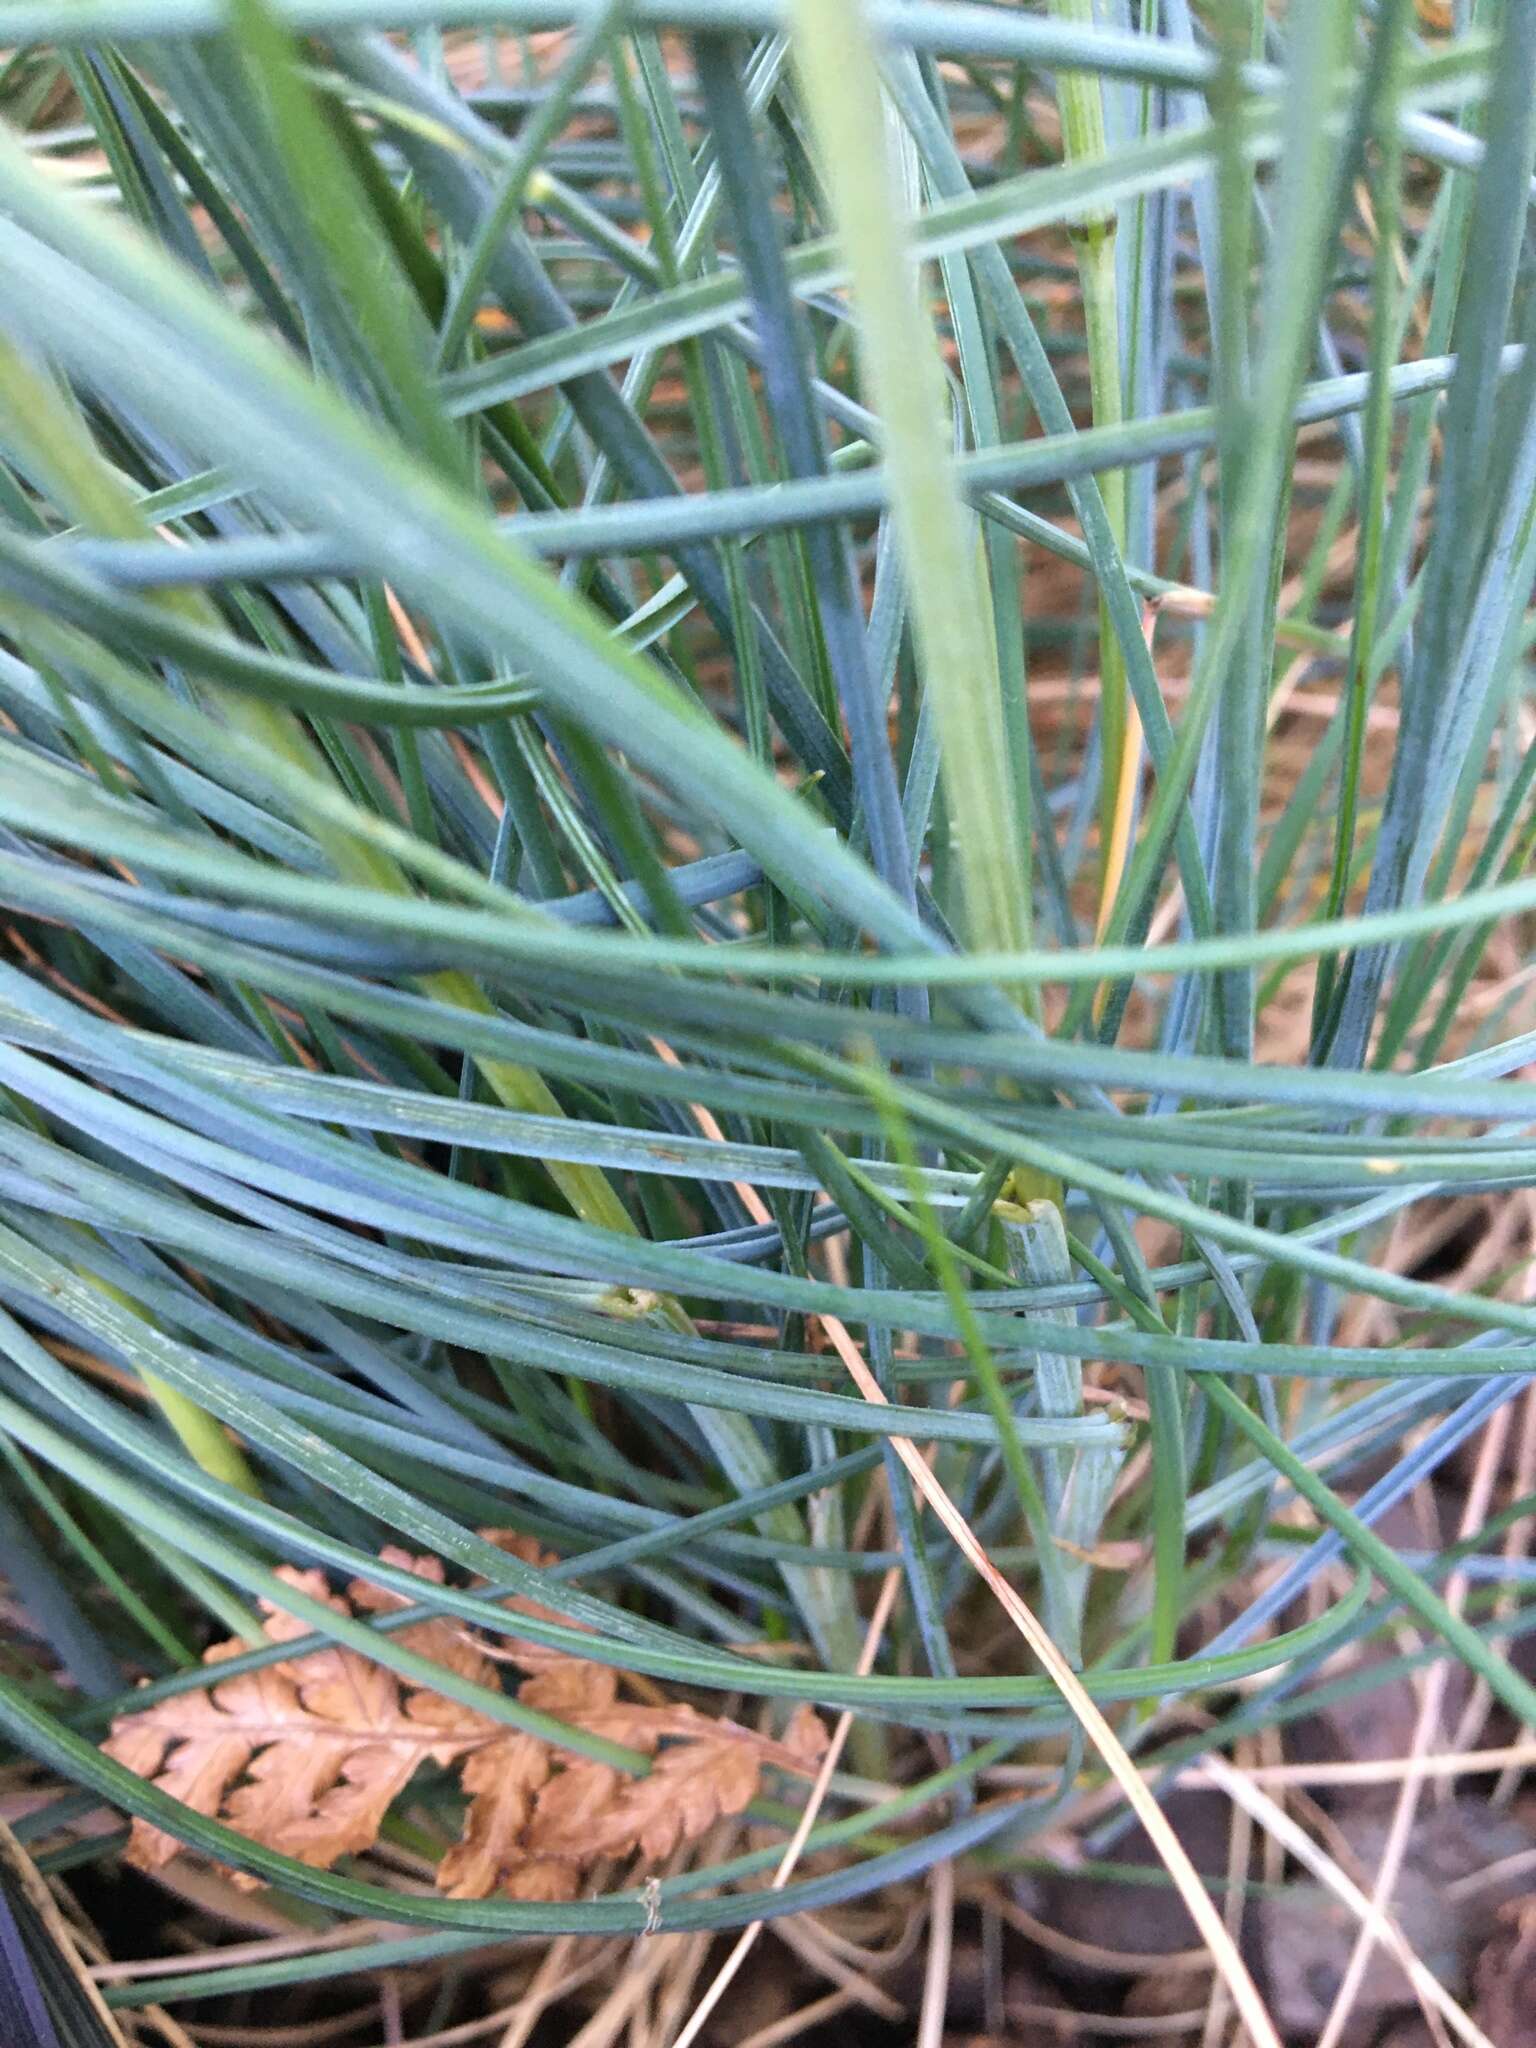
[520,1759,625,1862]
[345,1548,502,1736]
[103,1566,495,1881]
[451,1709,821,1893]
[436,1732,551,1900]
[783,1701,832,1765]
[473,1528,592,1675]
[505,1858,583,1903]
[517,1656,620,1723]
[103,1539,829,1903]
[566,1738,761,1866]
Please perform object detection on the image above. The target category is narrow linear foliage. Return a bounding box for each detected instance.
[0,0,1531,2006]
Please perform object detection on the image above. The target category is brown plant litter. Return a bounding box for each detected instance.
[103,1536,826,1903]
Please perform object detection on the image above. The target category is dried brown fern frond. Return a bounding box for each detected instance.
[104,1538,826,1902]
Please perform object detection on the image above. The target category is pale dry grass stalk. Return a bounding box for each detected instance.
[1094,600,1156,945]
[0,1815,134,2046]
[913,1853,954,2048]
[1201,1753,1493,2048]
[814,1311,1283,2048]
[666,1567,902,2048]
[734,1987,860,2048]
[1199,1731,1257,2048]
[759,1911,905,2023]
[495,1936,626,2048]
[565,1930,704,2048]
[981,1737,1536,1792]
[86,1922,414,1984]
[1314,1401,1515,2048]
[996,1893,1208,1978]
[1453,1372,1536,1792]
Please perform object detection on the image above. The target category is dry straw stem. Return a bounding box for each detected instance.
[1315,1409,1512,2048]
[983,1738,1536,1791]
[1202,1752,1492,2048]
[814,1311,1282,2048]
[1092,600,1156,947]
[0,1814,133,2048]
[914,1852,954,2048]
[667,1566,903,2048]
[85,1920,415,1985]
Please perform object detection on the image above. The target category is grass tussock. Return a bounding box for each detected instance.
[0,3,1534,2043]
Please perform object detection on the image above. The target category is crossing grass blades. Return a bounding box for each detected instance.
[0,1,1533,2042]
